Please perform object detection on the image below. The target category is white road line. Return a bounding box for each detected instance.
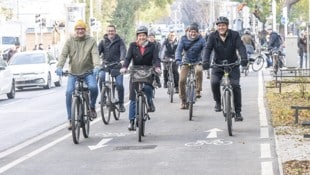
[258,71,268,127]
[261,161,274,175]
[260,127,269,139]
[0,133,71,174]
[261,143,271,159]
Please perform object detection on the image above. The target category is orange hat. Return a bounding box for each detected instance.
[74,19,87,29]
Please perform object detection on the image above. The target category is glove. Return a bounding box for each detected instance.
[176,60,182,66]
[55,68,63,76]
[93,67,100,77]
[120,60,125,66]
[241,59,248,67]
[120,67,127,74]
[202,62,210,70]
[155,67,161,74]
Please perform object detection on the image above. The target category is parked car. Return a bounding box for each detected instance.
[0,58,15,98]
[8,50,61,90]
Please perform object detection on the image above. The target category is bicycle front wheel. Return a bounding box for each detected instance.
[100,87,110,124]
[188,83,195,121]
[252,56,264,72]
[223,90,232,136]
[71,97,81,144]
[137,95,145,142]
[82,93,90,138]
[168,81,174,103]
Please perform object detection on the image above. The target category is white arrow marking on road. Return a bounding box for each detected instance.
[205,128,223,138]
[88,138,113,150]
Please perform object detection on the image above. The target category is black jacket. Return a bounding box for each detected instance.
[98,34,126,64]
[203,29,247,64]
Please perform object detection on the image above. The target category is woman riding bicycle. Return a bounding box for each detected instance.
[120,26,161,131]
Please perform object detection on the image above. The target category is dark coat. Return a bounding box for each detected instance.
[98,34,126,64]
[203,29,247,64]
[268,32,281,50]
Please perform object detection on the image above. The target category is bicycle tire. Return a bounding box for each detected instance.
[138,95,144,142]
[223,90,233,136]
[252,56,264,72]
[273,55,279,75]
[71,97,81,144]
[188,83,195,121]
[112,85,120,120]
[168,81,174,103]
[100,87,110,124]
[82,93,90,138]
[244,66,249,76]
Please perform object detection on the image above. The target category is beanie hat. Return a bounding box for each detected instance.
[74,20,87,29]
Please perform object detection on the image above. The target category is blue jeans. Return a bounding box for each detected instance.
[66,74,98,120]
[99,71,124,103]
[128,84,153,121]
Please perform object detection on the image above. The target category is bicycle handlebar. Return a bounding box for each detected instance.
[62,70,93,78]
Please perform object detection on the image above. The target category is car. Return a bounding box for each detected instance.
[0,58,15,99]
[8,50,61,90]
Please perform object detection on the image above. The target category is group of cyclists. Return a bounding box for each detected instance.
[56,15,290,131]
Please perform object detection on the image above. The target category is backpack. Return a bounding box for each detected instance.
[277,34,283,46]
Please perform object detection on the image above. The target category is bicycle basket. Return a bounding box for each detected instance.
[130,66,154,84]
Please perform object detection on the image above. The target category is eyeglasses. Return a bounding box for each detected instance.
[107,30,115,32]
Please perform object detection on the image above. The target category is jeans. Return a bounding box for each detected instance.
[128,84,153,121]
[99,71,124,103]
[66,74,98,120]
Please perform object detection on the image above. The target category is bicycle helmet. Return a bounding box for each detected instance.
[216,16,229,25]
[136,26,148,35]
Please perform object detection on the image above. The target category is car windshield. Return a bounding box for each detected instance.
[10,53,46,65]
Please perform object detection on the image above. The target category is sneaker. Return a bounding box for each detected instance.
[68,120,72,130]
[196,91,201,98]
[90,107,97,119]
[128,120,135,131]
[214,103,222,112]
[119,103,126,112]
[164,82,168,88]
[235,112,244,121]
[175,87,179,94]
[148,100,155,112]
[180,100,187,109]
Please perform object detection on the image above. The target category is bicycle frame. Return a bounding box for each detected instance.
[164,59,175,102]
[184,63,197,120]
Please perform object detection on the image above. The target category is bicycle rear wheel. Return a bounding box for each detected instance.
[188,83,195,121]
[223,90,232,136]
[137,95,144,142]
[82,93,90,138]
[100,87,110,124]
[252,56,264,72]
[71,97,81,144]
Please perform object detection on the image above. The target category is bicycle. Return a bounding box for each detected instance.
[211,60,240,136]
[163,58,175,103]
[242,48,265,76]
[64,71,91,144]
[183,62,198,121]
[99,61,122,125]
[128,65,156,142]
[271,48,285,75]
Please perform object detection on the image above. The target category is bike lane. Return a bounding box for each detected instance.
[0,70,280,175]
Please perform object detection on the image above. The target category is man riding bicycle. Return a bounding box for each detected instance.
[175,23,206,109]
[120,26,161,131]
[160,31,179,93]
[56,20,101,129]
[98,24,127,112]
[202,16,248,121]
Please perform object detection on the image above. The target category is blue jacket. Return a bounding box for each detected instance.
[175,34,206,63]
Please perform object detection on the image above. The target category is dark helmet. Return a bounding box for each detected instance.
[136,26,148,35]
[216,16,229,25]
[188,23,199,32]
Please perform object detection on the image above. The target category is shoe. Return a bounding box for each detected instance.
[175,87,179,94]
[119,103,126,112]
[68,120,72,130]
[90,107,97,119]
[235,112,243,121]
[180,100,187,109]
[214,103,222,112]
[128,120,136,131]
[148,100,155,112]
[196,91,201,98]
[164,82,168,88]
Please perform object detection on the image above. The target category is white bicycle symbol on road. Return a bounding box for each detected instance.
[185,139,233,147]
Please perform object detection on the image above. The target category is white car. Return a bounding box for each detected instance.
[8,51,61,90]
[0,59,15,99]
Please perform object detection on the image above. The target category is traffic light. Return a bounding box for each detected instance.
[90,17,96,27]
[35,14,41,23]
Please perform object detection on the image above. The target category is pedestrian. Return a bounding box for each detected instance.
[120,26,161,131]
[98,24,127,112]
[298,31,307,68]
[202,16,248,121]
[160,30,179,92]
[55,19,101,130]
[175,23,206,109]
